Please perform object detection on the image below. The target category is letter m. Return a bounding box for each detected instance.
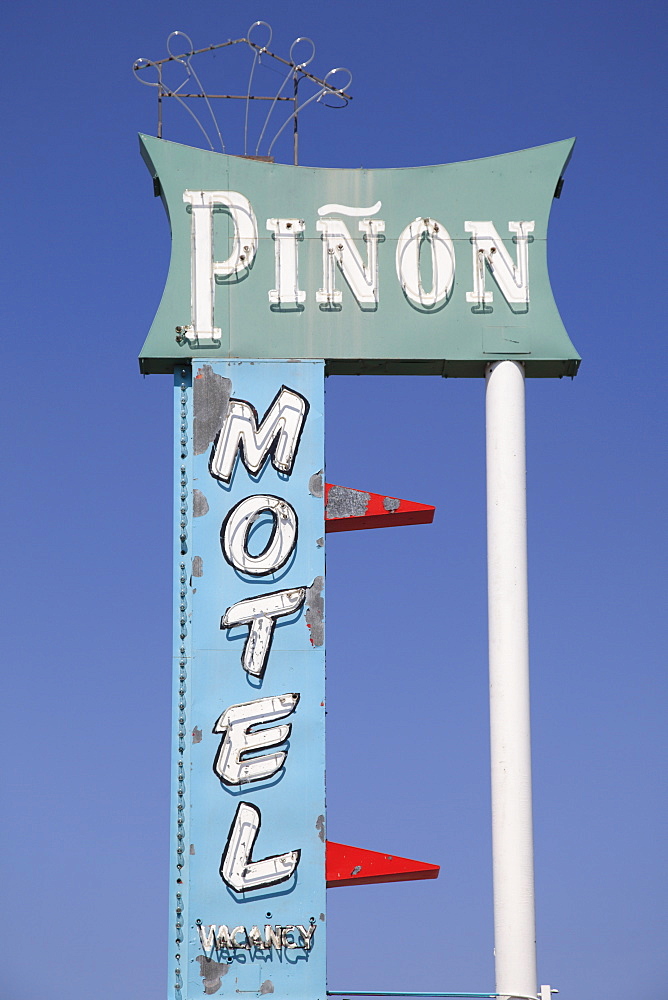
[210,386,309,483]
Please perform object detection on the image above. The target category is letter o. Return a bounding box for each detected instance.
[395,217,455,308]
[221,495,297,576]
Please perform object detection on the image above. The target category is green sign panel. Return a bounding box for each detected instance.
[139,135,579,378]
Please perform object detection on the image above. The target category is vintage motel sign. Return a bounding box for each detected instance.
[177,360,325,999]
[142,135,578,1000]
[139,135,579,377]
[170,361,437,999]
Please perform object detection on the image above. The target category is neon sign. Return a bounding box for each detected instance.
[176,360,325,997]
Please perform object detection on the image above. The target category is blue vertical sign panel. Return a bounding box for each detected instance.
[173,360,326,1000]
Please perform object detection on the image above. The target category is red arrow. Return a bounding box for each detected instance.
[326,841,440,887]
[324,484,435,533]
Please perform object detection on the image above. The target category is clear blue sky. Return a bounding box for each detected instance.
[3,2,666,998]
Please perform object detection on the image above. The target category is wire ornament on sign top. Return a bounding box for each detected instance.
[133,23,353,164]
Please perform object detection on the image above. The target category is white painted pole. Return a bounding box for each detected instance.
[485,360,537,1000]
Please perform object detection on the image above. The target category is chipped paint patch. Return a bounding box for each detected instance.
[196,955,229,995]
[308,471,324,498]
[190,843,196,854]
[382,496,400,512]
[193,489,210,517]
[305,577,324,647]
[319,913,325,922]
[315,814,326,842]
[193,365,232,456]
[260,981,274,994]
[192,727,202,744]
[316,537,324,548]
[192,555,203,577]
[326,485,370,519]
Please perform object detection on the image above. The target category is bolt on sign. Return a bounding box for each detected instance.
[141,135,579,1000]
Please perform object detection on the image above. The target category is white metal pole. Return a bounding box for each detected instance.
[485,360,537,1000]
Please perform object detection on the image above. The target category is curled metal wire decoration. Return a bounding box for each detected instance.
[254,34,315,158]
[133,22,353,164]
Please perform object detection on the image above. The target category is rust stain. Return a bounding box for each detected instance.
[326,485,370,519]
[193,365,231,456]
[196,956,229,995]
[305,577,324,647]
[308,471,324,497]
[193,489,210,517]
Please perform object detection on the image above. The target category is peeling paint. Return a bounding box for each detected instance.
[315,814,325,842]
[260,981,275,994]
[196,955,229,995]
[382,495,401,512]
[308,471,324,498]
[305,577,324,647]
[193,365,232,456]
[193,727,202,744]
[192,555,203,577]
[193,489,210,517]
[326,485,370,519]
